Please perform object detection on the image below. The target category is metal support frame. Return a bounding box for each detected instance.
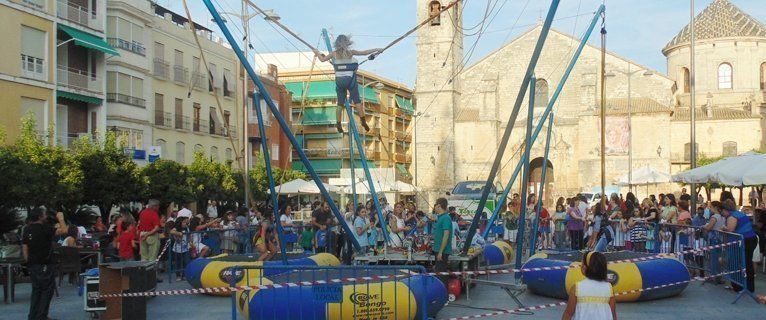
[253,94,288,263]
[320,29,390,244]
[463,0,561,255]
[529,113,554,255]
[481,4,605,240]
[202,0,362,251]
[514,77,535,277]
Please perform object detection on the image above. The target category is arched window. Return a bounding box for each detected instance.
[225,148,233,163]
[682,67,690,93]
[210,146,219,162]
[534,79,549,109]
[194,144,204,157]
[684,142,699,162]
[760,62,766,90]
[429,1,442,26]
[175,141,185,163]
[155,139,167,158]
[717,63,732,89]
[722,141,737,157]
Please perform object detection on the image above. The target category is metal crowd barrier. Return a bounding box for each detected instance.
[227,264,431,320]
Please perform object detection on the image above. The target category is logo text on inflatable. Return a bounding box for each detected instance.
[219,267,245,284]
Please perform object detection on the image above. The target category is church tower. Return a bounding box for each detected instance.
[415,0,463,205]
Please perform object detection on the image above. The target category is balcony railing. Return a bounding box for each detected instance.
[191,72,207,90]
[175,115,190,130]
[57,0,102,31]
[395,153,412,163]
[210,124,237,137]
[57,65,101,93]
[21,0,46,11]
[173,65,188,84]
[154,111,172,127]
[193,119,208,133]
[21,54,46,81]
[107,93,146,108]
[395,131,412,142]
[153,58,170,79]
[107,38,145,56]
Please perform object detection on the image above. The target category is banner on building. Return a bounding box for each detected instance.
[598,116,630,155]
[148,146,162,163]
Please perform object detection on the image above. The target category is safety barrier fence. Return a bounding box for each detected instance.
[441,268,746,320]
[99,238,742,299]
[226,264,431,320]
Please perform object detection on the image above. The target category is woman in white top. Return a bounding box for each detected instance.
[388,202,410,247]
[61,225,82,248]
[314,35,381,133]
[280,206,295,233]
[562,251,617,320]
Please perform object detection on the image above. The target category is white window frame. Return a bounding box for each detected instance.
[107,71,145,107]
[717,63,732,89]
[20,25,47,81]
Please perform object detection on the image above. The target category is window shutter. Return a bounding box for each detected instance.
[21,26,45,58]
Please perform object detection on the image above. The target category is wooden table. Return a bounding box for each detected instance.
[1,257,24,303]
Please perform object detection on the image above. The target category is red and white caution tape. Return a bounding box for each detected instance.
[97,240,741,299]
[442,269,745,320]
[156,238,172,262]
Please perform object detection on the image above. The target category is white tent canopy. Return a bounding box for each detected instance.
[616,166,671,186]
[269,179,307,194]
[298,180,340,194]
[672,152,766,186]
[341,180,418,195]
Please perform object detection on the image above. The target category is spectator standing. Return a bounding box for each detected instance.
[432,198,453,285]
[169,217,190,281]
[567,197,586,250]
[22,209,69,320]
[311,201,332,253]
[561,251,617,320]
[117,221,136,261]
[206,201,219,219]
[553,203,568,249]
[177,204,193,219]
[721,199,757,293]
[138,199,162,263]
[353,207,370,255]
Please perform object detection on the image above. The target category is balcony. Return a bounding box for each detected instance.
[153,58,170,79]
[107,38,145,56]
[173,65,188,84]
[191,72,207,90]
[193,119,209,133]
[211,124,237,137]
[395,153,412,163]
[154,111,172,127]
[57,65,101,93]
[107,93,146,108]
[175,115,190,130]
[57,0,102,32]
[20,54,47,81]
[395,131,412,142]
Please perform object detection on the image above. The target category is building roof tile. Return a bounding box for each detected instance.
[672,107,761,121]
[664,0,766,52]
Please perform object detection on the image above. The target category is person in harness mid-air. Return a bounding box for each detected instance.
[313,35,381,133]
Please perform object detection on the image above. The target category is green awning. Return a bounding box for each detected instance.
[286,80,380,104]
[285,81,336,102]
[300,133,343,140]
[359,85,379,104]
[292,159,342,175]
[353,160,375,169]
[302,107,337,125]
[58,24,119,56]
[57,90,102,105]
[395,96,414,115]
[396,164,410,177]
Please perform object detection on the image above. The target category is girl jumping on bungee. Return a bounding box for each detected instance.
[313,35,381,133]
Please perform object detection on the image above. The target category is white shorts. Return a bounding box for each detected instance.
[504,228,518,241]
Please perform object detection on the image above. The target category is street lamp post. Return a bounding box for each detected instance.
[216,8,278,207]
[606,66,653,192]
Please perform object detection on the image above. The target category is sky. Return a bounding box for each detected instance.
[158,0,766,87]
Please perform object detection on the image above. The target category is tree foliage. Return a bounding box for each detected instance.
[72,132,143,221]
[189,151,237,209]
[141,159,194,207]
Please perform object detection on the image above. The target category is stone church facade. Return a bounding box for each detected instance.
[414,0,765,205]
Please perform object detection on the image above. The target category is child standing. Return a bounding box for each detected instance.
[299,226,315,254]
[169,217,190,281]
[553,204,568,249]
[117,221,137,261]
[562,251,617,320]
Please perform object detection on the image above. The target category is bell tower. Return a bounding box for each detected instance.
[415,0,463,205]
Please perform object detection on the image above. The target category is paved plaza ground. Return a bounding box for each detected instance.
[4,271,764,319]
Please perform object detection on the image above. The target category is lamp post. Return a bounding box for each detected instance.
[413,111,423,188]
[689,0,698,213]
[605,66,653,193]
[216,7,278,207]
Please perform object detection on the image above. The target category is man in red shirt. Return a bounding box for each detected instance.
[138,199,161,261]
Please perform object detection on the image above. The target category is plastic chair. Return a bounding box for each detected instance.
[55,246,82,287]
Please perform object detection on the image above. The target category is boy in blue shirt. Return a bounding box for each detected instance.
[432,198,452,284]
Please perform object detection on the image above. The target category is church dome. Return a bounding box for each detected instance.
[662,0,766,55]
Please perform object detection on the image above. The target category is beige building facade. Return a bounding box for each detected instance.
[149,3,242,166]
[415,0,765,205]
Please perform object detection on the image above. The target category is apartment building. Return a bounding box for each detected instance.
[255,52,414,182]
[150,3,241,166]
[104,0,153,162]
[245,64,293,169]
[1,0,116,147]
[0,0,57,143]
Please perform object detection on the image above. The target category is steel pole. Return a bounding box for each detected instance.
[514,77,535,278]
[690,0,698,212]
[600,12,607,207]
[241,2,251,208]
[627,64,632,193]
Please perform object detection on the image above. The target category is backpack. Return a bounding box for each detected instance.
[315,230,327,248]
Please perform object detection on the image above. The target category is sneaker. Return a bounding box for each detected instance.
[336,122,344,133]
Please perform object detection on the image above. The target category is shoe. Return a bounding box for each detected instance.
[336,122,344,133]
[360,118,371,132]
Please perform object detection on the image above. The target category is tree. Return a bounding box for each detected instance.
[246,152,306,203]
[0,205,22,235]
[3,118,83,212]
[142,159,194,207]
[189,151,237,210]
[73,132,143,222]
